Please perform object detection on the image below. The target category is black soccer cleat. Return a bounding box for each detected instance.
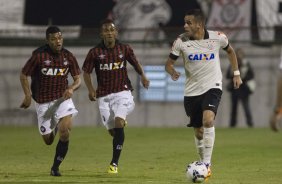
[50,168,61,176]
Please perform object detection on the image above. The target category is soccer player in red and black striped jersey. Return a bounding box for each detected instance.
[83,19,150,174]
[20,26,81,176]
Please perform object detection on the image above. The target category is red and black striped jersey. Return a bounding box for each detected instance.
[22,45,81,103]
[82,41,142,98]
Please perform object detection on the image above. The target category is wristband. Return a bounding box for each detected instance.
[233,70,240,76]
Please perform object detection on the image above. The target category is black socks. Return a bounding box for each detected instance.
[52,140,69,170]
[111,128,124,165]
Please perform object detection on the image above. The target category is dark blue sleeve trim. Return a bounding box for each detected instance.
[169,53,178,60]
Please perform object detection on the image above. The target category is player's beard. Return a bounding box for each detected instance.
[55,44,63,52]
[184,29,192,37]
[51,45,62,54]
[104,38,115,48]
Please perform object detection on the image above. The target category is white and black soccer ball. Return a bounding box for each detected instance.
[186,161,208,183]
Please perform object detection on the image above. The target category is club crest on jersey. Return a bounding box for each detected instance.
[43,60,52,66]
[41,68,69,76]
[119,53,123,59]
[99,54,106,59]
[63,58,68,65]
[207,43,214,50]
[100,61,124,71]
[188,53,215,61]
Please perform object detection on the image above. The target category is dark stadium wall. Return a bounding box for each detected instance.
[24,0,115,27]
[23,0,200,28]
[164,0,201,27]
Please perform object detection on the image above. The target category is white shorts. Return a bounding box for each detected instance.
[98,90,135,130]
[35,98,78,135]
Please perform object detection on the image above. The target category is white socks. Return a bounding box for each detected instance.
[202,127,215,165]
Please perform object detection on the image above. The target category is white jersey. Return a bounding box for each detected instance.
[170,30,229,96]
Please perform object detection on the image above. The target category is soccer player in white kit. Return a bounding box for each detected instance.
[165,9,242,180]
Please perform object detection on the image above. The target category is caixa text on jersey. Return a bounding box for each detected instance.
[188,53,215,61]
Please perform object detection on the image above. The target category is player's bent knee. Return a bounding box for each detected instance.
[115,117,125,128]
[203,110,215,127]
[203,117,214,127]
[42,134,54,145]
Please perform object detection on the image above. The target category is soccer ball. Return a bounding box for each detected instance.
[186,161,208,183]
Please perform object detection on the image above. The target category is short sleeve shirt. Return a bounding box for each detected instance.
[82,41,141,98]
[170,30,229,96]
[22,45,81,103]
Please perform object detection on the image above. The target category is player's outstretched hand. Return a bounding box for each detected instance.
[20,96,31,109]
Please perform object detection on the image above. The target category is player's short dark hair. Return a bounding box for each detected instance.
[46,26,61,38]
[185,9,206,25]
[100,19,115,28]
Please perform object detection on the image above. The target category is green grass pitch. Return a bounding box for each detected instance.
[0,126,281,184]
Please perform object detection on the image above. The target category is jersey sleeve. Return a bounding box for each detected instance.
[170,38,182,57]
[82,49,95,73]
[21,53,38,76]
[217,31,229,49]
[68,53,81,76]
[126,45,143,75]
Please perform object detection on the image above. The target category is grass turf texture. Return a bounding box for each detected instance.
[0,126,281,184]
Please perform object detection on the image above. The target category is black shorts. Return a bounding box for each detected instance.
[184,88,222,128]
